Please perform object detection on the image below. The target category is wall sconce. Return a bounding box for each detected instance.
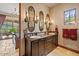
[49,20,55,25]
[35,16,39,24]
[24,12,39,24]
[44,19,45,24]
[45,21,47,24]
[44,19,48,24]
[24,12,28,22]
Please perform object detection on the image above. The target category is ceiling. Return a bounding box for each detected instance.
[0,3,58,17]
[43,3,59,8]
[0,3,19,17]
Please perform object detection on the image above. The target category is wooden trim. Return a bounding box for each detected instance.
[19,3,26,56]
[58,44,79,54]
[22,55,25,56]
[19,3,21,56]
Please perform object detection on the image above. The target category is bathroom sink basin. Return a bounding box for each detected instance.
[48,33,55,35]
[29,33,55,39]
[30,36,41,39]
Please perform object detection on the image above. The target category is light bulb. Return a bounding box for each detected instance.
[27,13,28,16]
[44,19,45,23]
[51,20,54,23]
[49,20,55,25]
[37,16,39,20]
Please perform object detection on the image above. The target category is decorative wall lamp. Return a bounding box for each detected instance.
[24,11,39,24]
[50,20,54,25]
[44,19,48,24]
[35,16,39,24]
[24,12,28,22]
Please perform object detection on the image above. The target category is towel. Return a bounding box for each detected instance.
[69,29,77,40]
[63,29,69,39]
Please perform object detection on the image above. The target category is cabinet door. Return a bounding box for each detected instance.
[31,40,39,56]
[52,35,58,50]
[52,35,58,46]
[55,35,58,46]
[45,37,53,55]
[39,39,45,56]
[48,37,53,52]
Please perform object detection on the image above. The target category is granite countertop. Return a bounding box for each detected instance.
[27,33,56,41]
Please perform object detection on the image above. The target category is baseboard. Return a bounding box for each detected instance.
[58,44,79,54]
[19,54,25,56]
[22,55,25,56]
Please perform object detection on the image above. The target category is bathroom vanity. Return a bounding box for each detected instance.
[25,32,58,56]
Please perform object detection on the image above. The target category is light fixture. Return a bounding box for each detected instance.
[24,12,28,22]
[24,12,39,24]
[35,16,39,23]
[49,20,55,25]
[44,18,48,24]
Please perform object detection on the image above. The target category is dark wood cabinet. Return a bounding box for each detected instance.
[31,40,39,56]
[39,39,45,56]
[25,34,58,56]
[55,35,58,46]
[45,36,53,55]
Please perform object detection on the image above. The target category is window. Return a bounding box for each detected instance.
[0,21,19,33]
[0,21,12,33]
[64,8,76,25]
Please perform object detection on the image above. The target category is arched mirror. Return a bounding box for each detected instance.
[39,11,44,31]
[46,14,50,31]
[28,6,35,32]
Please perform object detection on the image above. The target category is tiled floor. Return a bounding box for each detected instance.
[47,47,79,56]
[14,47,79,56]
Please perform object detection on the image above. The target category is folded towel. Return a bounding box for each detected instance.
[63,29,77,41]
[63,29,69,39]
[69,29,77,40]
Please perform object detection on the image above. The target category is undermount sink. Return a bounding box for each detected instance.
[48,33,55,35]
[30,36,41,39]
[29,33,55,39]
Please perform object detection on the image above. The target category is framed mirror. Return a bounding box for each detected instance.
[39,11,44,31]
[28,6,35,32]
[45,14,50,31]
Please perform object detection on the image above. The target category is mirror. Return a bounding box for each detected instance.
[28,6,35,32]
[45,14,50,31]
[39,11,44,31]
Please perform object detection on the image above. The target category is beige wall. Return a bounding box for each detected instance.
[50,3,79,51]
[20,3,49,55]
[24,3,49,33]
[20,3,79,55]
